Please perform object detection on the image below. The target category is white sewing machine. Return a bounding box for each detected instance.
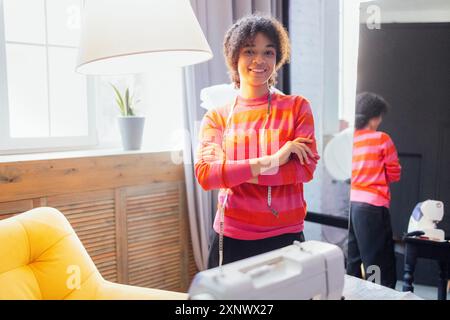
[408,200,445,241]
[188,240,345,300]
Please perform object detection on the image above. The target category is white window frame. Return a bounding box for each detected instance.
[0,0,97,155]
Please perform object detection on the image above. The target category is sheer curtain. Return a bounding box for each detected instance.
[182,0,282,271]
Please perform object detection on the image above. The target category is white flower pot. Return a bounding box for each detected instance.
[117,116,145,151]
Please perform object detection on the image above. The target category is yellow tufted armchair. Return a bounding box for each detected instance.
[0,207,188,300]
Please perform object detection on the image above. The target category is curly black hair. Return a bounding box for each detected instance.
[355,92,389,129]
[223,14,291,88]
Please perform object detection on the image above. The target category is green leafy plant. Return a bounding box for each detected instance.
[110,83,140,116]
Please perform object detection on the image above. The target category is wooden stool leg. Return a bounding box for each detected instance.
[438,261,448,300]
[402,244,417,293]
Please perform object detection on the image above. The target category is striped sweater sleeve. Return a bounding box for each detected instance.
[258,97,318,186]
[194,109,253,191]
[381,133,401,183]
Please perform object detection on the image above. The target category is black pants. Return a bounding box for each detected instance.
[347,201,397,288]
[207,232,305,269]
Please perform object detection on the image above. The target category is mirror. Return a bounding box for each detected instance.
[350,0,450,291]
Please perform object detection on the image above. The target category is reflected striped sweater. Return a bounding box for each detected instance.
[194,93,318,240]
[350,129,402,208]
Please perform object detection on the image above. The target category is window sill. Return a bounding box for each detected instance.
[0,147,182,164]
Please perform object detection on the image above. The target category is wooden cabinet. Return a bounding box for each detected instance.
[0,151,197,292]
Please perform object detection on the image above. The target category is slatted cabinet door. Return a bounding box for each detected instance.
[125,182,186,292]
[46,190,119,283]
[188,233,198,282]
[0,199,35,220]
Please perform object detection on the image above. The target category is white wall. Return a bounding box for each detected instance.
[290,0,341,241]
[290,0,325,221]
[290,0,351,247]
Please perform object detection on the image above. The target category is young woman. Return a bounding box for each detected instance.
[194,15,320,268]
[347,92,402,288]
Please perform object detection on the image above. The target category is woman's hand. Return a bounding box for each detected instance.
[247,137,319,184]
[273,137,319,166]
[197,142,226,163]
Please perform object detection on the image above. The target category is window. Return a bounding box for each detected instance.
[0,0,95,153]
[0,0,184,155]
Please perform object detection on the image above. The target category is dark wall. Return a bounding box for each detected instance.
[357,23,450,286]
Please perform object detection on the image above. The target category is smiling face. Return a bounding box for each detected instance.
[237,32,277,92]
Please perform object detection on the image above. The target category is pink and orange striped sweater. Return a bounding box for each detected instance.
[194,93,318,240]
[351,129,401,208]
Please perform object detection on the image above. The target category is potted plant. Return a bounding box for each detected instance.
[111,83,145,151]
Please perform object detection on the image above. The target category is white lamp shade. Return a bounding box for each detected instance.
[76,0,213,75]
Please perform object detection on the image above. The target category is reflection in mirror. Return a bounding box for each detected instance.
[350,0,450,293]
[348,92,400,289]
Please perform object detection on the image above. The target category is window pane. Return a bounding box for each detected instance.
[138,68,183,152]
[96,75,135,146]
[96,69,184,152]
[4,0,46,44]
[6,44,49,137]
[48,46,88,136]
[47,0,81,47]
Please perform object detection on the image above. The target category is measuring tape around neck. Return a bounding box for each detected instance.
[218,91,278,267]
